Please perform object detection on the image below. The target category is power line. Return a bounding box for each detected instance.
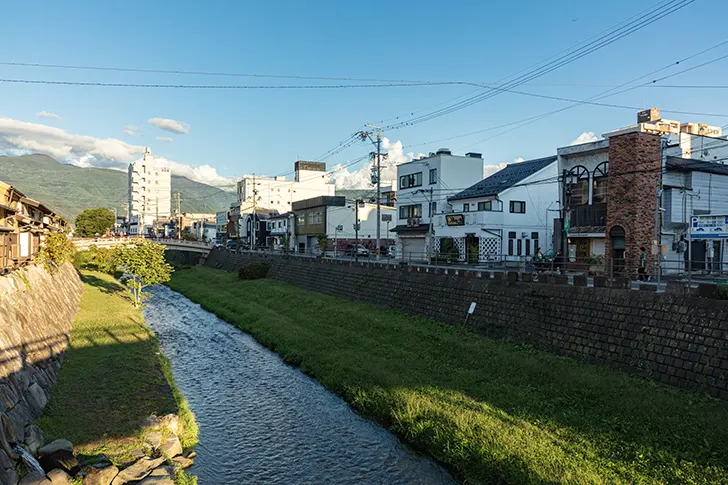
[383,0,695,131]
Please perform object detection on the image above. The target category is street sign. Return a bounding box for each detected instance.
[690,214,728,239]
[381,214,392,222]
[563,210,571,235]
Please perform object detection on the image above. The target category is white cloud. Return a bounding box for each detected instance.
[36,111,60,119]
[331,138,426,189]
[483,157,523,178]
[570,131,598,145]
[124,124,141,136]
[0,116,234,189]
[148,117,190,134]
[156,136,173,143]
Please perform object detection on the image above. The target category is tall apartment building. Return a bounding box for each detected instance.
[128,148,171,233]
[236,161,335,214]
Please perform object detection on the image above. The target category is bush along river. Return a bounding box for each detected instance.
[144,285,457,484]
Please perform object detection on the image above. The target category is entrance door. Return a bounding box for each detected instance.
[610,226,626,276]
[465,235,479,263]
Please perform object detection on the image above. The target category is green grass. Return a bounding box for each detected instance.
[169,266,728,485]
[37,271,198,465]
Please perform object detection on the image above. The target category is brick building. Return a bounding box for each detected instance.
[557,109,728,277]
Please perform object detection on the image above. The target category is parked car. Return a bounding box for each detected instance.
[226,240,238,251]
[345,244,369,257]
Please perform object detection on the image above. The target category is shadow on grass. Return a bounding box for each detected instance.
[37,337,177,449]
[80,273,124,295]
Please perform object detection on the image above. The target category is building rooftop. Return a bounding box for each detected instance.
[449,156,556,202]
[666,156,728,176]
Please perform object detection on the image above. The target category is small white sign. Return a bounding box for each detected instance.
[467,302,477,315]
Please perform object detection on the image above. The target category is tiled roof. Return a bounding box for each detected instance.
[449,156,557,201]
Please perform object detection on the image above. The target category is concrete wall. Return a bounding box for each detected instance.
[206,250,728,400]
[0,263,82,454]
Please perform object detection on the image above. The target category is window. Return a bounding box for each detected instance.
[592,162,608,204]
[508,232,516,256]
[531,232,539,254]
[463,203,470,212]
[399,172,423,189]
[509,201,526,213]
[297,215,305,225]
[517,239,523,256]
[567,165,589,206]
[477,200,492,211]
[429,201,437,217]
[399,204,422,219]
[429,168,437,184]
[525,239,531,256]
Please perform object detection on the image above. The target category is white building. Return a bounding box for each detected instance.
[432,156,559,263]
[292,196,395,254]
[266,212,295,251]
[128,148,171,233]
[392,149,484,261]
[236,161,335,214]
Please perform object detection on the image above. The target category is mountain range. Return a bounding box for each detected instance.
[0,154,237,221]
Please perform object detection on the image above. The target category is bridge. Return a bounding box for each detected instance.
[72,237,212,254]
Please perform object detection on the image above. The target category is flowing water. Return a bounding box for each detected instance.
[144,285,457,485]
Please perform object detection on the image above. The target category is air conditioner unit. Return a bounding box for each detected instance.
[407,218,421,227]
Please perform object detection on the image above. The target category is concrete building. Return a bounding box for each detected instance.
[236,161,335,214]
[215,211,228,243]
[392,149,484,261]
[292,196,395,254]
[556,108,728,276]
[432,156,558,263]
[266,212,295,251]
[128,148,171,233]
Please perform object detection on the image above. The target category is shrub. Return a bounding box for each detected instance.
[238,262,270,280]
[715,284,728,300]
[73,249,95,270]
[37,233,76,271]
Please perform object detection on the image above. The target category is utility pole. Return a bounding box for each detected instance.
[251,174,257,250]
[653,179,662,285]
[354,199,361,263]
[174,192,181,238]
[362,125,383,260]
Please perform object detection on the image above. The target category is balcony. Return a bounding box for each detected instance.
[569,203,607,228]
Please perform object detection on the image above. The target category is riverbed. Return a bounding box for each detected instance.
[144,285,456,484]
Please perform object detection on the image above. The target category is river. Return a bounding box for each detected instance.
[144,285,457,484]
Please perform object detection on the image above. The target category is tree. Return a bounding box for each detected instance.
[115,240,173,308]
[315,233,328,252]
[75,208,115,237]
[180,229,197,241]
[37,233,76,271]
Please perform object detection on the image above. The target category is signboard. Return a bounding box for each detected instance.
[563,210,571,235]
[381,214,392,222]
[446,214,465,226]
[690,215,728,239]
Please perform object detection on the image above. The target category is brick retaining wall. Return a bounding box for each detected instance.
[205,250,728,399]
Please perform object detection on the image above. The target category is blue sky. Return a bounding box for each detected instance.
[1,0,727,188]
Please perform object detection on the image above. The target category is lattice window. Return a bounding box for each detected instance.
[454,237,466,261]
[479,237,500,261]
[432,237,442,254]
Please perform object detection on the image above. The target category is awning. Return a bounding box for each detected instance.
[391,224,430,233]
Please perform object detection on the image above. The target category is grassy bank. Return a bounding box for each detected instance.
[37,271,198,469]
[169,266,728,485]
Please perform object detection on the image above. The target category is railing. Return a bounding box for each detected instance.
[569,203,607,228]
[72,236,212,251]
[218,246,728,286]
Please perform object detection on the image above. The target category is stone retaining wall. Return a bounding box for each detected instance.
[205,250,728,399]
[0,263,82,455]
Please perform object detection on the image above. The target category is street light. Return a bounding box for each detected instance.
[334,224,343,258]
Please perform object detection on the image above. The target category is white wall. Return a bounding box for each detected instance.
[396,153,483,227]
[433,162,559,258]
[325,204,396,241]
[128,149,171,227]
[237,174,335,213]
